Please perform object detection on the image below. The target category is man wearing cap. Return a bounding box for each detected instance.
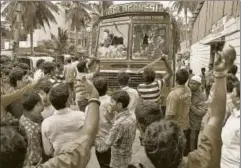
[188,75,207,152]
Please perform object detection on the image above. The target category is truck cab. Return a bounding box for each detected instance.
[95,2,178,105]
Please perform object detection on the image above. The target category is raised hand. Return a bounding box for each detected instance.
[76,76,99,99]
[214,44,236,72]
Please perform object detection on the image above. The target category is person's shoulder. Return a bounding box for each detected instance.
[42,115,55,129]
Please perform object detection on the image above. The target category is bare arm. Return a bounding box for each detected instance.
[78,79,100,149]
[207,45,236,129]
[1,83,36,108]
[162,57,173,84]
[93,60,100,77]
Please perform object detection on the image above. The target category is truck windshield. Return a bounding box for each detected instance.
[132,23,168,60]
[97,23,129,60]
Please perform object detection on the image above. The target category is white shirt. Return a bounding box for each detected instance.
[122,86,139,115]
[221,108,240,168]
[41,105,55,120]
[41,108,85,156]
[85,95,115,151]
[34,69,44,81]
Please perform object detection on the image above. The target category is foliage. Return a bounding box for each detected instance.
[2,1,59,33]
[50,27,72,54]
[64,2,92,31]
[171,1,198,23]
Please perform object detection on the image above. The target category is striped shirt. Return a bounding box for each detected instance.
[137,80,163,103]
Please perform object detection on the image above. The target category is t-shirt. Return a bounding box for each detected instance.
[166,85,192,130]
[137,80,163,103]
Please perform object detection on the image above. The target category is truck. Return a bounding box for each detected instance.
[95,2,180,105]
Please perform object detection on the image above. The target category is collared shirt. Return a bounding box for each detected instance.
[64,64,77,83]
[221,108,240,168]
[41,105,55,120]
[41,108,85,156]
[189,90,207,130]
[137,80,163,103]
[99,110,137,168]
[122,86,139,114]
[85,95,115,152]
[19,115,42,166]
[166,85,192,130]
[206,70,214,86]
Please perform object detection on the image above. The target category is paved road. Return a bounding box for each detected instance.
[86,130,148,168]
[69,105,150,168]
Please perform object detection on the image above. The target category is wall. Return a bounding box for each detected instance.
[190,1,240,79]
[190,16,240,79]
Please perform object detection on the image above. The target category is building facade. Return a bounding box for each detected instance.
[190,1,240,79]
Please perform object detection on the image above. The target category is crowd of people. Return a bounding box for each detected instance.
[0,43,240,168]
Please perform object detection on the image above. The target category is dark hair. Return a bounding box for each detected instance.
[43,62,55,75]
[201,67,206,72]
[143,68,155,83]
[0,126,27,168]
[9,69,24,87]
[176,68,189,85]
[228,65,238,75]
[77,61,87,73]
[2,68,10,76]
[39,80,54,94]
[49,84,69,110]
[234,83,240,98]
[189,69,193,74]
[226,76,234,93]
[112,90,130,108]
[93,77,108,96]
[117,72,130,86]
[22,92,41,111]
[17,63,30,71]
[67,58,71,63]
[144,120,185,168]
[36,59,45,69]
[135,102,163,132]
[17,63,29,75]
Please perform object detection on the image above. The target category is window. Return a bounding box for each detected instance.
[97,24,129,60]
[132,24,168,60]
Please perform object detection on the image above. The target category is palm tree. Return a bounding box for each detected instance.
[65,2,92,47]
[2,1,59,55]
[171,1,197,47]
[87,1,113,55]
[51,27,70,54]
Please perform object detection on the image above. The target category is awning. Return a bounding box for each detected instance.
[200,29,239,45]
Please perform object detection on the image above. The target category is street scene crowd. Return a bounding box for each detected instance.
[0,43,240,168]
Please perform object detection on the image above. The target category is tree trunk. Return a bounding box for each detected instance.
[30,31,34,55]
[75,26,78,47]
[184,8,188,49]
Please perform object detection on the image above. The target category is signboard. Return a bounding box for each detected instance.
[132,16,165,21]
[107,3,164,15]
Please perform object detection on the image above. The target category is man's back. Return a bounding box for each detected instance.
[166,85,191,130]
[41,108,85,156]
